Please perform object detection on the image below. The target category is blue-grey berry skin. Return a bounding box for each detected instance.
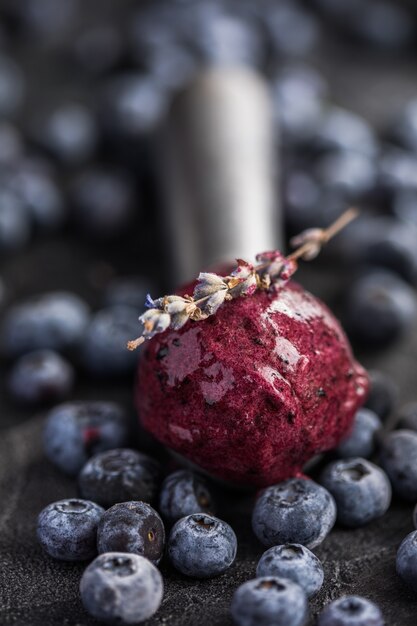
[159,470,214,523]
[320,458,391,527]
[79,448,160,508]
[0,191,31,252]
[364,370,398,421]
[252,478,336,549]
[8,350,74,405]
[80,306,140,377]
[317,595,384,626]
[413,504,417,529]
[37,498,104,561]
[1,291,90,357]
[104,276,152,311]
[231,576,309,626]
[80,552,163,624]
[396,531,417,592]
[256,544,323,598]
[334,408,382,459]
[168,513,237,578]
[43,401,128,476]
[97,502,165,565]
[379,429,417,501]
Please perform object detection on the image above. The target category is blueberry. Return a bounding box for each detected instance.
[334,408,382,459]
[79,448,160,508]
[343,270,416,346]
[256,544,323,598]
[10,163,66,231]
[37,498,104,561]
[391,99,417,154]
[413,505,417,529]
[1,291,90,357]
[43,401,128,475]
[69,168,134,238]
[139,43,196,92]
[252,478,336,549]
[0,190,31,252]
[397,530,417,593]
[379,430,417,501]
[168,513,237,578]
[364,370,398,421]
[379,148,417,193]
[317,595,384,626]
[0,54,25,117]
[80,306,141,377]
[159,470,214,523]
[313,107,378,157]
[231,576,309,626]
[34,103,98,166]
[8,349,74,405]
[97,502,165,565]
[103,276,151,310]
[315,150,376,198]
[393,189,417,226]
[350,1,413,50]
[101,73,167,139]
[272,66,326,144]
[320,458,391,527]
[396,402,417,431]
[267,2,319,58]
[80,552,163,624]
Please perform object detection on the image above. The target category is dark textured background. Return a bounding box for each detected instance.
[1,4,417,625]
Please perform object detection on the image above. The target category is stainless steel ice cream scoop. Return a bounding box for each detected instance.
[160,66,281,284]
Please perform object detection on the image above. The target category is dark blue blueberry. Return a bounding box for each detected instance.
[80,306,141,377]
[9,162,66,232]
[8,349,74,405]
[69,168,134,238]
[34,103,98,166]
[79,448,160,508]
[272,66,327,145]
[97,501,165,565]
[256,544,323,598]
[193,11,263,67]
[393,189,417,227]
[379,148,417,193]
[37,498,104,561]
[0,190,31,252]
[231,576,309,626]
[315,150,376,198]
[9,0,79,42]
[252,478,336,549]
[101,73,167,139]
[313,107,378,157]
[159,469,214,523]
[168,513,237,578]
[343,270,417,346]
[73,25,123,76]
[413,505,417,529]
[334,408,382,459]
[0,54,25,117]
[320,458,391,527]
[1,291,90,357]
[397,531,417,592]
[379,429,417,501]
[396,402,417,431]
[80,552,163,624]
[266,2,319,58]
[43,401,128,476]
[317,595,384,626]
[364,370,398,421]
[103,276,152,310]
[139,43,196,92]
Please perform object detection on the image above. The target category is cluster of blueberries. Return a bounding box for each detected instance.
[0,1,416,355]
[34,366,417,625]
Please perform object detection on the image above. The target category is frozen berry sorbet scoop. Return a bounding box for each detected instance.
[136,280,368,487]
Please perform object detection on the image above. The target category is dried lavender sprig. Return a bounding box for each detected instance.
[127,207,358,350]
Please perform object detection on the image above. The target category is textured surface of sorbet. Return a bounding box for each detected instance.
[136,281,369,487]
